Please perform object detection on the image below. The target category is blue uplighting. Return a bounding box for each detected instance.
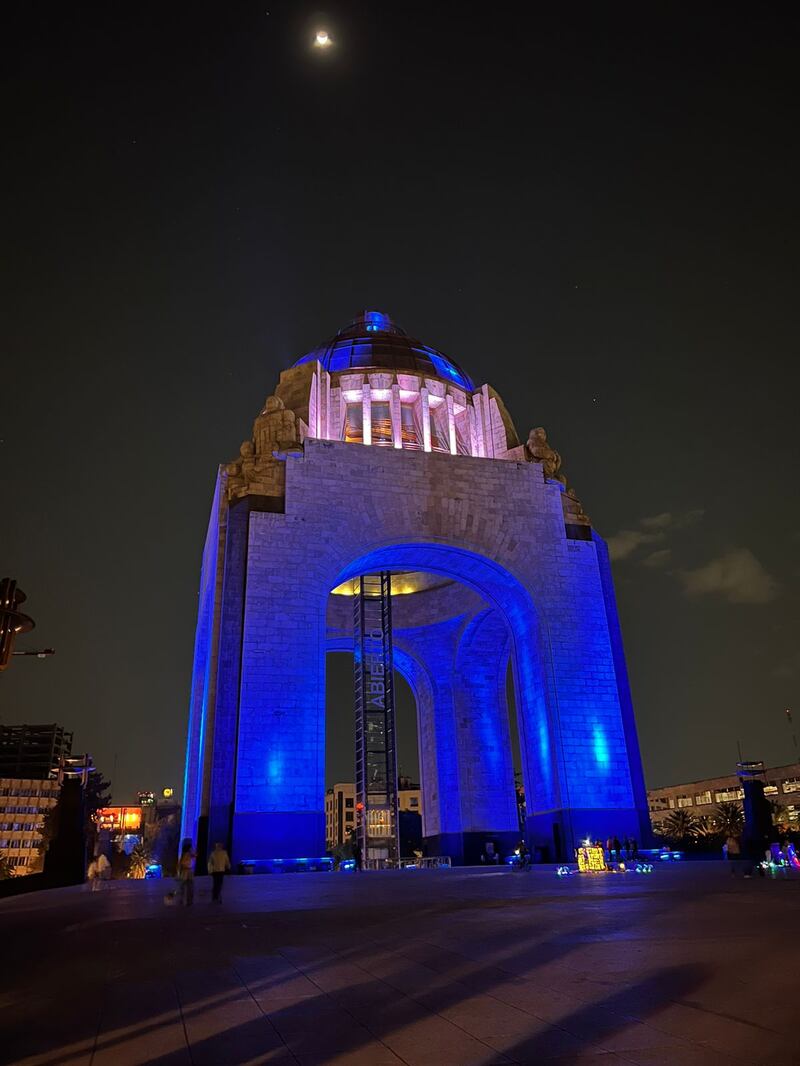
[364,310,390,332]
[592,724,610,769]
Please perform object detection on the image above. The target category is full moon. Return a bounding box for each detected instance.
[314,30,331,48]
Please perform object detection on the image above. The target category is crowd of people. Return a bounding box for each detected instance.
[604,836,639,863]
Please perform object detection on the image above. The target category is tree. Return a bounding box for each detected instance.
[127,842,152,879]
[713,801,744,838]
[693,815,717,838]
[32,803,58,874]
[0,852,15,879]
[657,809,700,843]
[85,769,112,859]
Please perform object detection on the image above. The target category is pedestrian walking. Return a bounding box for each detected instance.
[178,838,196,905]
[96,852,111,886]
[613,836,622,863]
[87,857,99,892]
[207,841,231,903]
[726,834,743,876]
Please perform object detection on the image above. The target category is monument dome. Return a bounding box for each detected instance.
[293,310,474,392]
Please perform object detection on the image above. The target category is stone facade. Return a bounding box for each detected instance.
[182,312,650,865]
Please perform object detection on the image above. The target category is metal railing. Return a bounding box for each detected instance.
[362,855,452,870]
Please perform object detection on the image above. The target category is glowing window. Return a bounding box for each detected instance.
[694,790,712,805]
[400,405,420,449]
[715,787,744,802]
[676,796,693,808]
[344,403,363,444]
[371,402,392,445]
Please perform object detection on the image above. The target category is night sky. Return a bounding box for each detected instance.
[3,5,798,802]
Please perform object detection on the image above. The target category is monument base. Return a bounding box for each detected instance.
[232,811,325,864]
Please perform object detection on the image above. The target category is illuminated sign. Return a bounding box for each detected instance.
[96,807,142,832]
[162,787,174,799]
[138,791,155,806]
[576,845,606,872]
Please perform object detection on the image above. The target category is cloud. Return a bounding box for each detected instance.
[640,512,673,531]
[642,548,672,568]
[680,548,780,605]
[607,528,661,561]
[606,509,704,562]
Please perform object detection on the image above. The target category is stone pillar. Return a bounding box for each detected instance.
[421,388,431,452]
[362,382,372,446]
[394,617,464,854]
[453,609,518,851]
[390,383,402,449]
[446,394,457,455]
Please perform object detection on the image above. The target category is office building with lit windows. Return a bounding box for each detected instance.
[325,782,356,850]
[0,777,61,874]
[647,761,800,826]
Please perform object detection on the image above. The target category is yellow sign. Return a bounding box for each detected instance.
[577,845,606,872]
[162,787,174,799]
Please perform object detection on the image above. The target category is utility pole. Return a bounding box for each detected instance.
[0,578,54,670]
[785,709,798,759]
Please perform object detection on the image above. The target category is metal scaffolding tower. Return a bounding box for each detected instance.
[353,572,399,864]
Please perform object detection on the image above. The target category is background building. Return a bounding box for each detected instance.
[647,761,800,828]
[326,779,423,852]
[0,723,72,779]
[0,777,60,874]
[325,783,355,850]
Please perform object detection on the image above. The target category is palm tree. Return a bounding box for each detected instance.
[713,801,743,838]
[694,814,717,838]
[127,842,152,879]
[658,809,700,843]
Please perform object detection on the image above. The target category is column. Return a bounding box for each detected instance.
[362,382,372,446]
[446,394,457,455]
[421,387,431,452]
[390,383,402,449]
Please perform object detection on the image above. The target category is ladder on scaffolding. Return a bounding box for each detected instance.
[353,572,399,864]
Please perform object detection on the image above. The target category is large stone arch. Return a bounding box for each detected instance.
[188,439,648,864]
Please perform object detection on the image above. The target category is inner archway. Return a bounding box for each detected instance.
[325,647,421,858]
[323,547,540,864]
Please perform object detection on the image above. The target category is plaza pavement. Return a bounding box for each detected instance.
[1,863,798,1066]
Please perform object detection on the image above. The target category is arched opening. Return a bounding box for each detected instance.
[322,543,553,863]
[325,648,421,856]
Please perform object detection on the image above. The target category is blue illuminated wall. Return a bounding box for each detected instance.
[183,438,650,864]
[181,472,224,848]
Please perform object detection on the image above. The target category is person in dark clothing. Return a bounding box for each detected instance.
[351,837,363,871]
[612,836,622,862]
[207,841,231,903]
[178,838,196,906]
